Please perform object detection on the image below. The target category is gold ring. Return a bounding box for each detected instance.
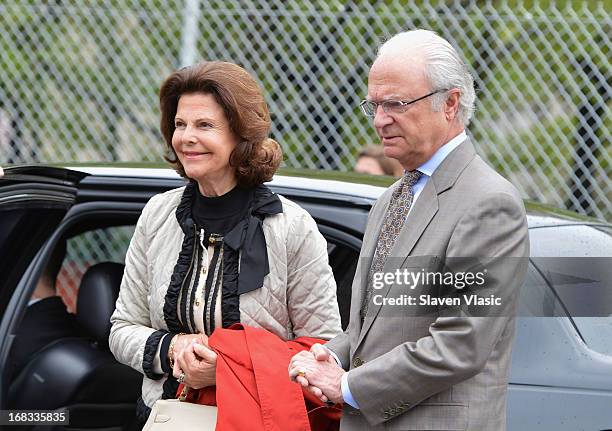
[178,371,186,383]
[296,368,306,378]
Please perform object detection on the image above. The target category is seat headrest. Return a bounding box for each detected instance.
[76,262,124,349]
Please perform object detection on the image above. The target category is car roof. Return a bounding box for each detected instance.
[68,166,388,202]
[22,164,610,229]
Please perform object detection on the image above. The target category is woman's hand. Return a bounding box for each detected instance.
[173,340,218,389]
[171,333,209,359]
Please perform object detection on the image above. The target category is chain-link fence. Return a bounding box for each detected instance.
[0,1,610,220]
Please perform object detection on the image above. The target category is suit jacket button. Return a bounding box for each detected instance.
[353,357,363,367]
[383,412,390,419]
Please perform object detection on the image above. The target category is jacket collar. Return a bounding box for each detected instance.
[174,181,283,295]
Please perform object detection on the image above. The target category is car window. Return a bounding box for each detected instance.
[59,226,135,312]
[517,263,567,317]
[529,224,612,356]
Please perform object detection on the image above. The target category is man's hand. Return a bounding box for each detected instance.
[173,340,217,389]
[310,343,332,361]
[289,344,345,404]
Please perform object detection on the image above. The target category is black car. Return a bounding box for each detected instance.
[1,165,611,430]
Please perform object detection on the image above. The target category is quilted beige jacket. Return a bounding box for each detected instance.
[109,185,341,410]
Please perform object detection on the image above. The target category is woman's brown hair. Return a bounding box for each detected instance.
[159,61,282,187]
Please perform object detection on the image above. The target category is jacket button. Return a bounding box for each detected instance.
[383,411,390,419]
[353,357,364,367]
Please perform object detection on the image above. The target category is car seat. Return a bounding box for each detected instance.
[8,262,142,430]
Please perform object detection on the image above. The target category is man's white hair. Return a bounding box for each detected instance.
[377,29,476,125]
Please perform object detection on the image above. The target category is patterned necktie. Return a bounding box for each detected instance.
[361,170,423,321]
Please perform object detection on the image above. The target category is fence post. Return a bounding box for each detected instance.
[179,0,202,68]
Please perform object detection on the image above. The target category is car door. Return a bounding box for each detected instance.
[0,166,85,302]
[0,166,86,406]
[508,223,612,430]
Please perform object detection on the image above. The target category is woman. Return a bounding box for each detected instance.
[109,61,341,424]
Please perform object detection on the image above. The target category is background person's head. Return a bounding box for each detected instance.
[159,61,282,194]
[365,29,475,171]
[354,144,403,176]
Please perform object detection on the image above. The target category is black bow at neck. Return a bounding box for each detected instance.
[175,181,283,295]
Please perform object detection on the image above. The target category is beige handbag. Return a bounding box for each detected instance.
[143,388,218,431]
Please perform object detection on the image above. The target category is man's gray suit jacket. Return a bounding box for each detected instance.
[326,138,530,430]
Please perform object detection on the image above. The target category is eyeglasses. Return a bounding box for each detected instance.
[359,89,448,117]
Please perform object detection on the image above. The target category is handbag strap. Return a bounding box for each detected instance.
[178,385,190,401]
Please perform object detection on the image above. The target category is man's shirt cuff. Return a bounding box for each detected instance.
[328,349,343,368]
[341,372,359,409]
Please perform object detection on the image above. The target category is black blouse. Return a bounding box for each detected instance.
[191,185,254,236]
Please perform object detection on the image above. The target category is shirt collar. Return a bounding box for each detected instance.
[416,130,467,177]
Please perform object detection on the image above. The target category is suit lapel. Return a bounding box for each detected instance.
[346,185,396,347]
[355,138,477,350]
[356,184,397,303]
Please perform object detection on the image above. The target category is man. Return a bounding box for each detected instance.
[8,239,82,381]
[289,29,529,430]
